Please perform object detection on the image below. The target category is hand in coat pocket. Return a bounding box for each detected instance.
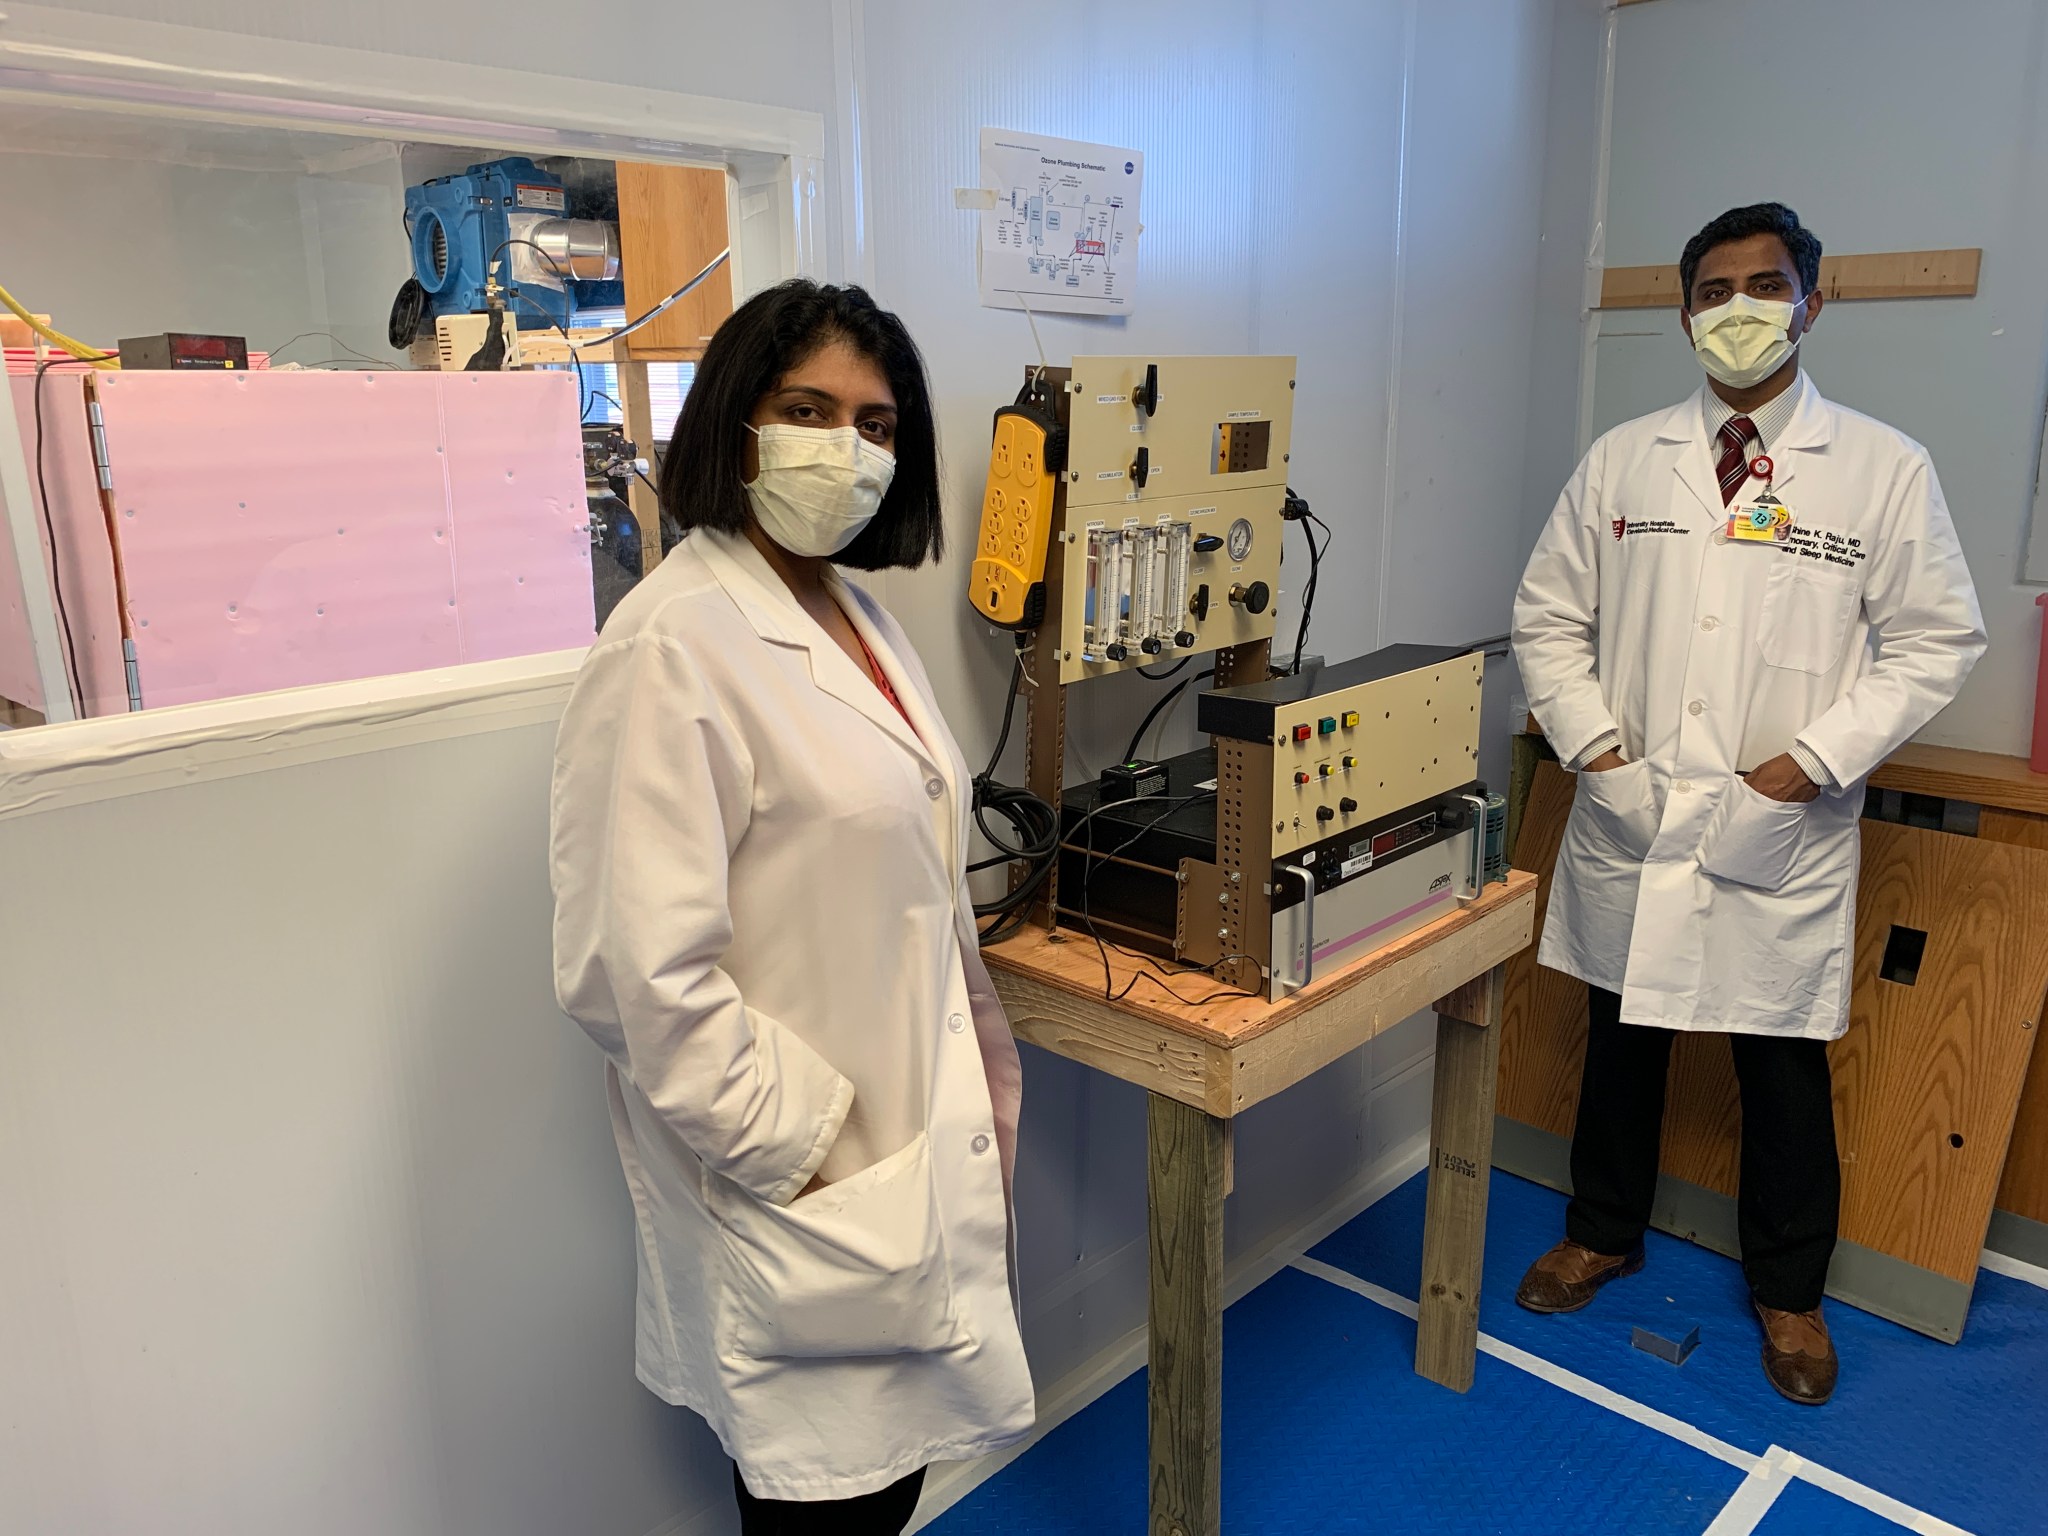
[1697,777,1810,892]
[1572,756,1660,863]
[712,1132,971,1361]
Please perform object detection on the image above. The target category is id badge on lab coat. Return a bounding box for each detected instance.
[1727,493,1794,544]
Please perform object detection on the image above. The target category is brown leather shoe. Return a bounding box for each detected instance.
[1755,1301,1838,1405]
[1514,1239,1645,1314]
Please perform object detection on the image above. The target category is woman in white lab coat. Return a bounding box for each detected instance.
[550,280,1035,1532]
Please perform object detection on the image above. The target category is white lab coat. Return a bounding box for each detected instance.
[550,528,1035,1499]
[1513,374,1984,1039]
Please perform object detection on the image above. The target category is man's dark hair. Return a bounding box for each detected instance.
[1678,203,1823,310]
[661,278,944,571]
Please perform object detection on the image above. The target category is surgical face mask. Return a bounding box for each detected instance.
[742,424,896,558]
[1686,292,1804,389]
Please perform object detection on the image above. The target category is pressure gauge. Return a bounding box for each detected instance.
[1227,518,1254,563]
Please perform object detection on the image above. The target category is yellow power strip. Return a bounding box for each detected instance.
[969,399,1063,630]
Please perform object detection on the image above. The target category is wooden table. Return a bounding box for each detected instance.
[981,871,1537,1536]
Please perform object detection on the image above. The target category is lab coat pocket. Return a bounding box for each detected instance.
[1573,758,1659,863]
[713,1132,969,1361]
[1757,561,1859,675]
[1697,778,1810,892]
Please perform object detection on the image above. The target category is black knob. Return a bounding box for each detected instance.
[1189,584,1211,622]
[1141,636,1162,655]
[1340,797,1358,814]
[1105,642,1128,662]
[1316,805,1335,823]
[1131,362,1160,418]
[1193,534,1223,553]
[1175,629,1197,648]
[1129,445,1150,491]
[1244,580,1271,615]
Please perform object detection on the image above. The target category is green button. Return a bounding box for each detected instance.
[1318,716,1337,735]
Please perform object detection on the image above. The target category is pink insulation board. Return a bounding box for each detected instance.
[3,368,595,716]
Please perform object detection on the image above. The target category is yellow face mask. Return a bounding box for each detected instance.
[1688,293,1801,389]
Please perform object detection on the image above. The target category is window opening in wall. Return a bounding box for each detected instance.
[2,101,743,727]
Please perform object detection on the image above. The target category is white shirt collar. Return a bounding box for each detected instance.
[1702,370,1804,450]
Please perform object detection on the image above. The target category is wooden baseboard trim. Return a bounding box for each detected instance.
[1492,1116,1976,1344]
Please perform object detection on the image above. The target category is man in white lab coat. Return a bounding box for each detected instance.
[1511,203,1985,1405]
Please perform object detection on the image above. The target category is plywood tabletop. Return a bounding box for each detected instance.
[1869,743,2048,817]
[980,869,1537,1049]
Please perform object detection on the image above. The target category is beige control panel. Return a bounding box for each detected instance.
[1049,354,1296,685]
[1256,652,1484,859]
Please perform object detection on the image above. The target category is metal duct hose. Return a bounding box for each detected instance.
[530,219,621,282]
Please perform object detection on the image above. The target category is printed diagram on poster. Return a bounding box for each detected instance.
[977,128,1143,316]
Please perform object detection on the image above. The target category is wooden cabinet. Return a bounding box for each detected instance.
[613,162,734,361]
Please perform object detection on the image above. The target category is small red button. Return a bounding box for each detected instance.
[1293,724,1313,743]
[1295,772,1311,787]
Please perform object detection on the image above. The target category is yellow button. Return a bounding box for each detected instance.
[1343,755,1358,769]
[1342,711,1360,728]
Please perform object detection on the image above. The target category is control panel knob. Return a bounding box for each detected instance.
[1130,361,1161,418]
[1189,584,1211,622]
[1193,534,1224,554]
[1230,581,1272,615]
[1105,642,1129,662]
[1140,636,1163,655]
[1316,805,1336,823]
[1174,629,1197,649]
[1340,797,1358,814]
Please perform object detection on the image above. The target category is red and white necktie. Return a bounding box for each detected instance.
[1715,415,1759,506]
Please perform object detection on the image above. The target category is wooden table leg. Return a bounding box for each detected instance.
[1148,1092,1226,1536]
[1416,961,1506,1391]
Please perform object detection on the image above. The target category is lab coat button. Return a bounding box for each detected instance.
[1688,700,1706,716]
[947,1012,967,1034]
[1676,779,1694,793]
[1713,528,1730,546]
[1700,615,1720,632]
[925,777,945,799]
[970,1133,991,1156]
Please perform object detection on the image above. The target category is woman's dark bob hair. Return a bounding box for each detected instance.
[659,278,944,571]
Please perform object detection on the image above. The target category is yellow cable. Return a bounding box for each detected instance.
[0,279,120,368]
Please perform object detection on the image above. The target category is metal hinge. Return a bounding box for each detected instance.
[86,398,114,491]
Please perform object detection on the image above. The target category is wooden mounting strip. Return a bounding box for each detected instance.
[1599,249,1981,310]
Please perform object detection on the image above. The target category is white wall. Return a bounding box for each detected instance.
[0,146,329,359]
[1567,0,2048,756]
[1,3,1566,1533]
[0,703,737,1536]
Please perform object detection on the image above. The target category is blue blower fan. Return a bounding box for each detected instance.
[390,156,618,348]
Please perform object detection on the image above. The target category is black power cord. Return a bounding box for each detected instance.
[1074,789,1260,1005]
[970,645,1062,945]
[484,237,599,421]
[33,360,86,713]
[1119,667,1215,768]
[1281,487,1328,675]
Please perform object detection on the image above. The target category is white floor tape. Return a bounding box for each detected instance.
[1702,1445,1801,1536]
[1289,1256,1755,1471]
[1288,1257,1980,1536]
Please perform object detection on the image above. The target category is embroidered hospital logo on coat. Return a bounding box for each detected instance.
[1612,517,1688,540]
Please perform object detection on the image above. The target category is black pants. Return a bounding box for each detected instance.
[1567,986,1839,1312]
[733,1464,926,1535]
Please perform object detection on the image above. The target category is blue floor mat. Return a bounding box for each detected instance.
[1306,1170,2048,1535]
[1753,1479,1911,1536]
[930,1265,1743,1535]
